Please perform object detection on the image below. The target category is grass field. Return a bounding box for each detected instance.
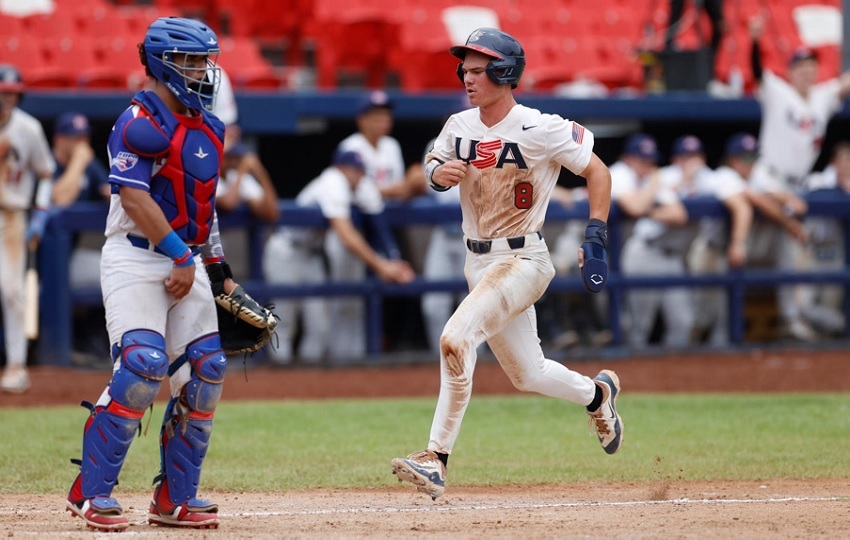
[2,393,848,495]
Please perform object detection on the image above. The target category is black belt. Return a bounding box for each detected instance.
[466,231,542,254]
[127,234,200,257]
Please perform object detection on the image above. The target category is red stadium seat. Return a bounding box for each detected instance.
[0,37,48,82]
[217,37,284,89]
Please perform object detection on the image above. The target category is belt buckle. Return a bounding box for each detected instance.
[467,239,491,254]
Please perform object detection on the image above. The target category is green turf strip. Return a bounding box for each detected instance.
[1,394,848,494]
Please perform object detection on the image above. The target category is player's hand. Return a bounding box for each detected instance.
[727,240,747,268]
[433,160,467,187]
[70,141,95,167]
[165,264,196,299]
[377,258,415,284]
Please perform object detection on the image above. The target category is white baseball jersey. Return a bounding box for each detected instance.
[609,160,645,200]
[756,70,842,186]
[216,169,264,202]
[427,105,593,240]
[337,132,405,190]
[0,108,54,209]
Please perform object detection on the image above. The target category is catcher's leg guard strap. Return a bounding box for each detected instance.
[156,335,226,506]
[183,333,227,413]
[78,330,168,499]
[158,399,215,507]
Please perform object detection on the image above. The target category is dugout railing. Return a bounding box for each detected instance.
[37,195,850,365]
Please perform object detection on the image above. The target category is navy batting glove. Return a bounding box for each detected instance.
[26,208,49,245]
[580,219,608,293]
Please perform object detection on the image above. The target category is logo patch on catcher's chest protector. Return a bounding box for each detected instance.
[115,152,139,172]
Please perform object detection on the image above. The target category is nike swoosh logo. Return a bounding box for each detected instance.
[522,125,537,131]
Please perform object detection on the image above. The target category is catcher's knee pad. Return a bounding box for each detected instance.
[110,329,169,410]
[181,333,227,413]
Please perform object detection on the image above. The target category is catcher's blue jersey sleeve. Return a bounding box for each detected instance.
[107,108,155,192]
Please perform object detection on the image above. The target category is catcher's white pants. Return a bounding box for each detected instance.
[0,210,27,368]
[428,236,596,455]
[97,235,218,404]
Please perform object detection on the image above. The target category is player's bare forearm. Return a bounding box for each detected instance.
[330,217,386,273]
[723,192,753,248]
[119,186,178,243]
[651,201,688,226]
[52,144,94,207]
[580,154,611,222]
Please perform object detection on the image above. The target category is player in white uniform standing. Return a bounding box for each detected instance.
[749,17,850,340]
[686,133,755,346]
[390,28,622,500]
[0,64,55,393]
[263,150,413,364]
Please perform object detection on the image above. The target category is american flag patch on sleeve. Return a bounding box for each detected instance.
[572,122,585,144]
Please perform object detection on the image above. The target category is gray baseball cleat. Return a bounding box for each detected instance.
[391,450,446,500]
[587,370,623,454]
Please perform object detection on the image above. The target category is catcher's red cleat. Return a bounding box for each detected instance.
[148,499,220,529]
[66,497,130,532]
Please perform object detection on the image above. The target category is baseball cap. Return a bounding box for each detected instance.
[55,112,91,137]
[333,149,365,170]
[671,135,704,157]
[358,90,393,115]
[724,132,759,158]
[789,46,818,66]
[623,133,660,162]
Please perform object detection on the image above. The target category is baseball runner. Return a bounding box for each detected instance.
[390,28,622,500]
[263,149,414,364]
[748,17,850,340]
[66,17,239,531]
[0,64,55,394]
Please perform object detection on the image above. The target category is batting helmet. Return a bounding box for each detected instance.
[0,64,24,94]
[143,17,220,112]
[450,28,525,89]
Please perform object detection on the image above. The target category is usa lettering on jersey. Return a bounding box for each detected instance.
[454,138,528,169]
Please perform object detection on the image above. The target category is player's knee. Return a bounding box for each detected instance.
[109,329,168,410]
[509,370,542,393]
[183,333,227,413]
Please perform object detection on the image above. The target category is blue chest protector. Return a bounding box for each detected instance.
[128,91,225,245]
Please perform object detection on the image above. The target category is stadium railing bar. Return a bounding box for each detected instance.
[38,195,850,365]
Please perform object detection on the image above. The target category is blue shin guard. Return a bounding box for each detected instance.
[155,334,227,507]
[74,330,168,500]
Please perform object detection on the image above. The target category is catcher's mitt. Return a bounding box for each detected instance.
[215,285,278,354]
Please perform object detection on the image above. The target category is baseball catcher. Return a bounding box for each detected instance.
[206,261,277,354]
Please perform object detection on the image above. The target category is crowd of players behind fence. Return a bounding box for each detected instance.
[2,27,850,383]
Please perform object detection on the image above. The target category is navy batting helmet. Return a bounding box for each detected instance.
[143,17,220,112]
[450,28,525,88]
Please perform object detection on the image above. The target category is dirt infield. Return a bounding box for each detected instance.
[2,348,849,537]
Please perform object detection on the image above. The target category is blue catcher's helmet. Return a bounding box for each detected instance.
[450,28,525,89]
[143,17,221,112]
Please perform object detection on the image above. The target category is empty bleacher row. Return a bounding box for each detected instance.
[0,0,842,93]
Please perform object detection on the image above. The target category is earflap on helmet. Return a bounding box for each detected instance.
[451,27,525,89]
